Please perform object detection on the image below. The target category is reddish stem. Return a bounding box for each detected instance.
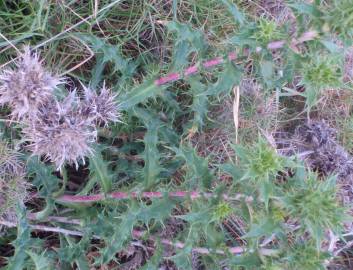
[153,31,317,87]
[202,56,224,68]
[154,72,181,85]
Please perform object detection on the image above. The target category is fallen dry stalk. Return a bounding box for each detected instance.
[0,219,277,256]
[0,219,90,238]
[56,191,253,203]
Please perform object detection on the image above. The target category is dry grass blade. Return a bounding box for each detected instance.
[59,35,94,76]
[233,86,240,164]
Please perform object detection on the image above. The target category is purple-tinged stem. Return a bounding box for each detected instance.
[203,56,224,68]
[184,64,198,76]
[154,51,237,86]
[154,72,181,85]
[154,31,318,87]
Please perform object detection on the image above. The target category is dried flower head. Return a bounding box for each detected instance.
[0,47,62,120]
[23,92,96,170]
[0,141,28,222]
[81,84,120,126]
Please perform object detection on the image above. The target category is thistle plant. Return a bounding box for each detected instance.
[0,1,352,269]
[0,47,62,120]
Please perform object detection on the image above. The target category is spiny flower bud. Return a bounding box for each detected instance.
[0,141,28,222]
[81,84,120,126]
[0,47,62,120]
[23,92,96,170]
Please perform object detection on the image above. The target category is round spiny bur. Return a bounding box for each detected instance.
[23,92,97,170]
[82,84,120,126]
[0,141,27,221]
[0,47,62,120]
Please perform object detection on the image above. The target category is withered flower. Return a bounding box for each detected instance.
[23,92,96,170]
[81,84,120,126]
[0,47,62,120]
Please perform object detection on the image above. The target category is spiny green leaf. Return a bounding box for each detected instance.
[133,107,164,188]
[99,199,175,264]
[74,33,136,81]
[221,0,245,25]
[288,2,322,17]
[177,208,212,224]
[90,54,106,88]
[140,243,163,270]
[219,163,244,182]
[120,80,166,110]
[27,157,60,198]
[260,60,275,88]
[243,217,279,239]
[320,40,342,53]
[6,205,32,270]
[133,106,179,146]
[58,235,91,266]
[26,251,53,270]
[141,120,162,188]
[188,77,209,130]
[173,145,213,189]
[89,146,113,194]
[170,244,193,270]
[228,253,262,268]
[260,180,275,210]
[138,197,175,224]
[167,21,206,69]
[205,62,242,95]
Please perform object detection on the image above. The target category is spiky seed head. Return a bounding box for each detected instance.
[0,141,28,222]
[81,84,120,126]
[23,92,97,170]
[0,47,62,120]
